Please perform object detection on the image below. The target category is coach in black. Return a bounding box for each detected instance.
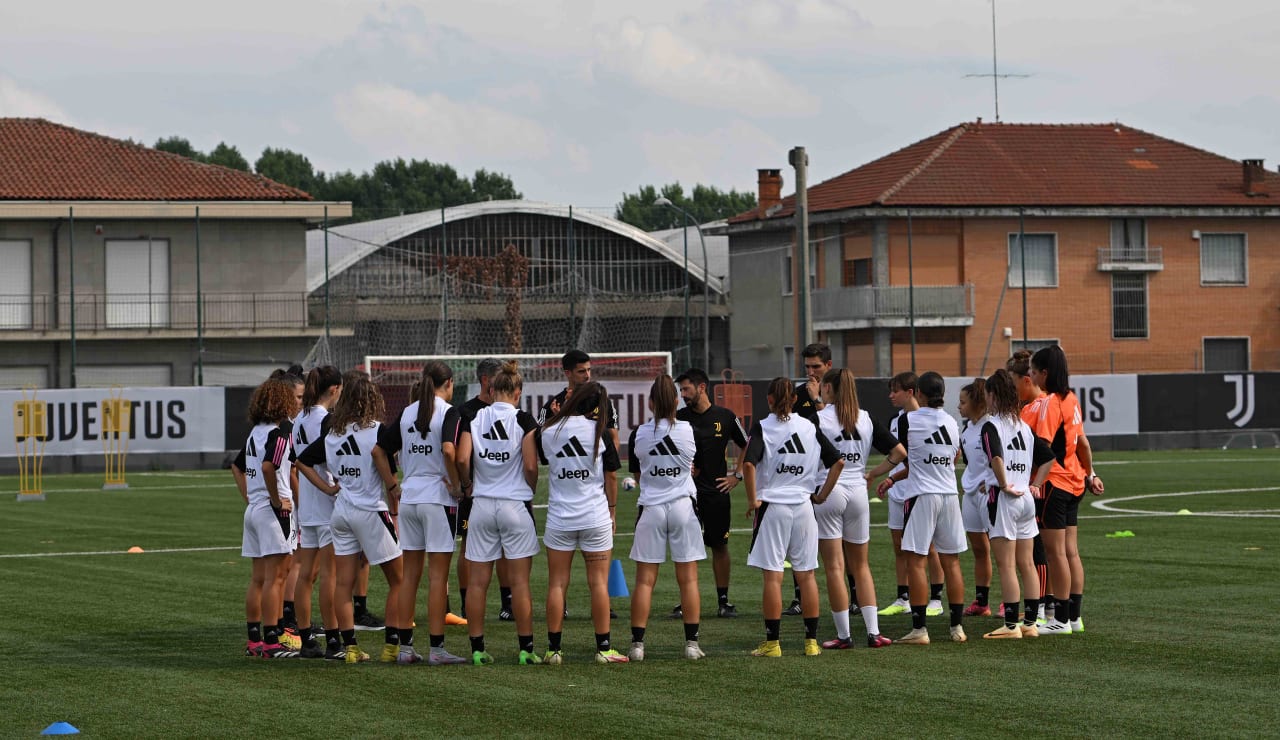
[537,349,621,451]
[674,368,749,618]
[794,343,832,423]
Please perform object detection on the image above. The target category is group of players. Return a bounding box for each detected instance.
[236,343,1101,663]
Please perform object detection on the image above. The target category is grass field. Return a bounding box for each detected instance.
[3,449,1279,738]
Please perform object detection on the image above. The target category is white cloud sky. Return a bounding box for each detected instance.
[2,0,1279,206]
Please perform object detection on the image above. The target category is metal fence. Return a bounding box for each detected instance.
[0,292,309,332]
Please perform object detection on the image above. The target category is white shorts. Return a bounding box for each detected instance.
[900,493,968,556]
[630,497,707,564]
[298,523,333,550]
[330,497,401,565]
[544,523,613,553]
[399,502,459,553]
[989,491,1038,541]
[814,481,871,544]
[241,504,292,559]
[961,489,990,534]
[747,501,819,572]
[888,495,905,530]
[465,497,540,562]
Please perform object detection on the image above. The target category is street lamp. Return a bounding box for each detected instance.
[654,197,710,371]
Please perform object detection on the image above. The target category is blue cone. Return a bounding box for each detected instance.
[607,558,629,598]
[41,722,80,735]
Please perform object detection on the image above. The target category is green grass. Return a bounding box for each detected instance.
[2,449,1279,738]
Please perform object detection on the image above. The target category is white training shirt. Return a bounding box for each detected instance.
[898,406,961,499]
[984,414,1039,494]
[541,415,621,530]
[817,406,900,490]
[297,421,389,512]
[396,399,464,507]
[293,407,334,526]
[628,418,697,506]
[742,413,841,505]
[469,401,538,502]
[887,410,915,500]
[960,415,997,495]
[243,421,293,508]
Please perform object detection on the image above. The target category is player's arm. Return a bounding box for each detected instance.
[295,437,339,496]
[521,431,539,490]
[603,433,620,532]
[231,448,249,503]
[876,414,912,497]
[865,417,906,481]
[741,421,764,516]
[442,408,466,500]
[717,413,750,493]
[372,444,400,517]
[455,430,473,492]
[812,430,845,504]
[1076,433,1103,494]
[980,421,1014,493]
[262,428,292,512]
[1030,436,1055,497]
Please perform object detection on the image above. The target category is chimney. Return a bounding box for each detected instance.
[1243,159,1269,196]
[757,168,783,218]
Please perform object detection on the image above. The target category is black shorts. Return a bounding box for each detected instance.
[457,496,473,539]
[1042,483,1081,529]
[696,490,731,548]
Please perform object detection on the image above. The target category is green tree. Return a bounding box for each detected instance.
[206,142,250,171]
[472,168,522,201]
[255,148,319,195]
[154,136,203,160]
[615,182,757,231]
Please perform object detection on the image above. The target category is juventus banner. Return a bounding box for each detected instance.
[1,387,226,457]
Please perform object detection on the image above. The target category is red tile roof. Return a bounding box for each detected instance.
[0,118,312,201]
[732,122,1280,223]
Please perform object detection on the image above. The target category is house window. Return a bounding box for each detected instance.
[1011,339,1059,354]
[843,258,872,286]
[106,239,169,328]
[782,249,793,296]
[1200,233,1247,285]
[1007,233,1057,287]
[783,345,795,376]
[1203,338,1249,372]
[1110,218,1147,259]
[0,240,32,329]
[1112,273,1148,339]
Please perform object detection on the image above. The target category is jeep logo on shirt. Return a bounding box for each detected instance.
[337,465,362,477]
[1006,462,1027,473]
[409,443,433,455]
[556,468,591,480]
[245,468,258,479]
[479,450,510,462]
[775,463,805,476]
[649,465,683,477]
[840,451,861,463]
[923,454,952,466]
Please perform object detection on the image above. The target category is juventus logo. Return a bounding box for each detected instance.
[555,436,590,458]
[648,435,681,456]
[926,427,954,446]
[336,435,361,456]
[1225,374,1255,428]
[1006,433,1027,451]
[776,433,806,454]
[482,420,509,441]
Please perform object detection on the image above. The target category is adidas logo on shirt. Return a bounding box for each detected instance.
[776,433,806,455]
[336,435,361,456]
[247,438,258,456]
[296,426,308,445]
[482,421,509,441]
[834,428,860,442]
[926,428,954,446]
[648,435,681,457]
[1006,434,1027,451]
[554,436,589,458]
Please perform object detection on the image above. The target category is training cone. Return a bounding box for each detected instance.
[607,559,629,598]
[1176,509,1192,515]
[41,722,80,735]
[127,546,144,553]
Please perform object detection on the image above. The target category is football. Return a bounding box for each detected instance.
[622,477,637,491]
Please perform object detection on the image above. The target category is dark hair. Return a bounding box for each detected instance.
[984,370,1020,420]
[248,377,299,425]
[801,343,832,364]
[891,371,918,393]
[1031,345,1071,397]
[561,349,590,371]
[650,374,679,428]
[475,357,502,383]
[959,378,988,419]
[822,368,860,434]
[676,368,710,390]
[917,371,946,408]
[302,365,342,410]
[328,370,385,434]
[270,364,305,384]
[414,361,453,438]
[491,361,522,396]
[545,380,608,458]
[766,377,794,420]
[1006,349,1033,377]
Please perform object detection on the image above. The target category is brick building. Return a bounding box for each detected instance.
[724,122,1280,378]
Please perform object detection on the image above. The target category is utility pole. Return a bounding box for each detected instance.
[790,146,812,357]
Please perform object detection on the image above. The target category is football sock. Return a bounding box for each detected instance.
[353,595,368,617]
[832,609,851,640]
[324,629,339,646]
[398,628,412,646]
[949,603,964,628]
[764,619,780,641]
[1057,598,1072,623]
[631,626,646,643]
[847,574,858,608]
[282,601,296,623]
[340,629,356,646]
[430,634,445,648]
[1004,602,1019,629]
[500,587,512,610]
[246,623,262,642]
[547,631,563,651]
[976,585,990,607]
[264,625,280,645]
[910,605,927,630]
[384,627,399,645]
[793,582,802,603]
[684,622,700,642]
[803,616,819,640]
[1023,599,1038,627]
[930,583,943,602]
[469,635,485,653]
[897,585,909,602]
[595,633,612,652]
[860,606,880,636]
[299,627,312,645]
[459,588,468,617]
[1069,593,1083,621]
[518,634,534,653]
[717,587,729,605]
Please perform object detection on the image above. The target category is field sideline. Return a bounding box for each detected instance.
[3,449,1278,738]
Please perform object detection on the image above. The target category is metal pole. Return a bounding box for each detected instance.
[1019,207,1027,343]
[682,214,690,368]
[790,146,812,350]
[195,206,203,385]
[991,0,1000,122]
[696,221,710,372]
[569,205,576,345]
[907,207,916,372]
[69,206,76,388]
[323,206,330,345]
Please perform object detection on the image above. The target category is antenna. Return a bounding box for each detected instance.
[963,0,1030,122]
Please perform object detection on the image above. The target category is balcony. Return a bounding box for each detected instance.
[1097,247,1164,272]
[0,292,318,338]
[811,284,975,330]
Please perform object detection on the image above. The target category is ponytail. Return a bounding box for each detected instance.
[822,368,860,435]
[767,377,793,421]
[546,380,609,458]
[415,361,453,438]
[650,374,678,430]
[302,365,342,410]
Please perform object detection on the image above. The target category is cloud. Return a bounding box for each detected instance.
[594,19,819,117]
[332,83,552,166]
[565,141,592,174]
[0,76,70,120]
[641,119,782,189]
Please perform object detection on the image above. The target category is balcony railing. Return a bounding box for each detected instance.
[811,284,975,329]
[1097,247,1164,271]
[0,292,310,332]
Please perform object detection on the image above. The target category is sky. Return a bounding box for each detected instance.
[3,0,1278,210]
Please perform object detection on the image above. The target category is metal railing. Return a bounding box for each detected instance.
[0,292,309,332]
[811,284,975,325]
[1097,247,1164,270]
